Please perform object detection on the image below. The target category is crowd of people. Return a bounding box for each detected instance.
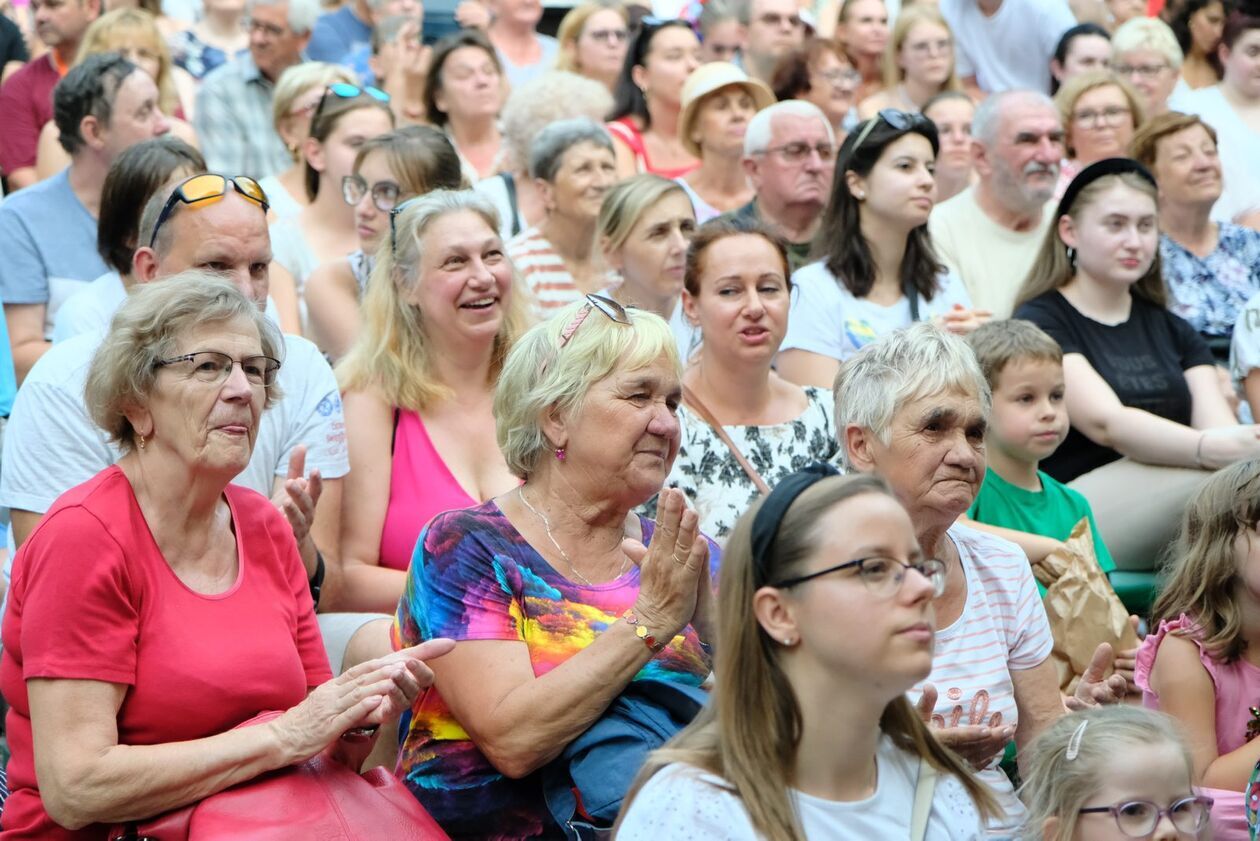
[0,0,1259,834]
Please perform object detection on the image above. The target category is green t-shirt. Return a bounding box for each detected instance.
[967,467,1115,595]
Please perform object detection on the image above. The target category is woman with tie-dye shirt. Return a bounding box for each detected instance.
[393,297,719,839]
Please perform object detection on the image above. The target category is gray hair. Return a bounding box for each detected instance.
[699,0,742,33]
[744,99,834,156]
[247,0,320,35]
[833,322,991,467]
[371,14,415,50]
[528,117,614,182]
[971,89,1058,147]
[501,73,614,173]
[85,271,284,452]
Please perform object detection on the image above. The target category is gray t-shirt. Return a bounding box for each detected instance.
[0,168,109,339]
[496,34,559,89]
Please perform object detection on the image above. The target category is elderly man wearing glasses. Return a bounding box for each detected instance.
[715,99,836,274]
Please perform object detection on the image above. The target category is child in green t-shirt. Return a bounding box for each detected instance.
[962,320,1115,590]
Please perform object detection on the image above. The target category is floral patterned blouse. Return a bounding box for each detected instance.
[645,386,843,543]
[1161,223,1260,340]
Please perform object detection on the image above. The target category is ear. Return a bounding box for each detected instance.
[681,288,700,327]
[844,168,866,199]
[752,584,801,647]
[1050,58,1064,82]
[1058,213,1078,250]
[304,134,327,173]
[601,236,623,272]
[742,154,760,186]
[630,62,648,94]
[132,246,162,282]
[1041,815,1061,841]
[1218,40,1231,67]
[970,137,991,174]
[367,51,384,81]
[294,30,313,53]
[539,402,569,452]
[844,423,879,472]
[79,114,107,153]
[123,402,153,443]
[536,178,557,212]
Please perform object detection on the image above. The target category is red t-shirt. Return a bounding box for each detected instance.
[0,54,59,176]
[0,465,333,840]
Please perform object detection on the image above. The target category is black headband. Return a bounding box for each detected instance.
[1055,157,1157,221]
[751,462,842,585]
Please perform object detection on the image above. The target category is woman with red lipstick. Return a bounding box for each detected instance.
[777,109,988,389]
[334,190,531,615]
[618,470,998,839]
[651,217,842,544]
[1015,158,1260,570]
[304,126,466,361]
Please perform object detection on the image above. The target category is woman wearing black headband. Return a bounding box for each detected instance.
[618,469,999,839]
[1014,157,1260,570]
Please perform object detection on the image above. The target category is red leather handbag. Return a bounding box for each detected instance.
[109,712,449,841]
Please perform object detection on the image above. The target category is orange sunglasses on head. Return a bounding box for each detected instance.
[148,174,269,248]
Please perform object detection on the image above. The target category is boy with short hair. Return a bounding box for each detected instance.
[964,319,1115,581]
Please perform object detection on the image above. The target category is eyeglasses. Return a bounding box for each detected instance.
[342,174,401,212]
[540,294,634,375]
[1113,61,1170,79]
[850,109,932,157]
[311,83,390,127]
[242,16,286,37]
[585,27,628,43]
[155,351,282,388]
[147,174,269,249]
[756,11,802,27]
[770,556,947,598]
[388,196,422,256]
[1078,796,1214,837]
[818,66,863,88]
[906,37,951,56]
[755,141,836,163]
[1073,105,1132,128]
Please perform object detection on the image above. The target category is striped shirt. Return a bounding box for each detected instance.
[507,227,588,319]
[193,54,293,180]
[911,523,1054,824]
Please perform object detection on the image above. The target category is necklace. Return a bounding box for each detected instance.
[517,486,627,586]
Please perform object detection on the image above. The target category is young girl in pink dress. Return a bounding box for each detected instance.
[1135,458,1260,841]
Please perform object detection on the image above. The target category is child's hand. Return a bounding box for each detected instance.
[1067,643,1129,709]
[935,305,992,336]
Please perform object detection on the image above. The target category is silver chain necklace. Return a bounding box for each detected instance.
[517,486,626,586]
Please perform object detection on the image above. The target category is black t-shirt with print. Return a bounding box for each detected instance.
[1014,290,1215,482]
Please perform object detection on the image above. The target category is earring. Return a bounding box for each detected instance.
[782,636,795,646]
[1066,246,1077,268]
[555,447,566,462]
[137,434,146,451]
[854,191,866,200]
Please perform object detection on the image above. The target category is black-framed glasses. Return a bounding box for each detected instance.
[770,556,947,599]
[342,174,401,212]
[147,174,269,248]
[155,351,282,387]
[755,141,835,163]
[311,83,390,127]
[850,109,932,156]
[1078,795,1214,837]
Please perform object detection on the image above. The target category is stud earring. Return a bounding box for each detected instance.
[782,636,795,646]
[555,447,566,462]
[854,191,866,200]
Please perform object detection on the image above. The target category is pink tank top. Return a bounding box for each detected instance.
[606,117,699,180]
[1135,613,1260,840]
[378,409,479,571]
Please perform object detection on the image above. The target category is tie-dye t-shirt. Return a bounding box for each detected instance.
[393,500,719,840]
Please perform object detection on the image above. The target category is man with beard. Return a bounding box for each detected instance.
[928,90,1065,318]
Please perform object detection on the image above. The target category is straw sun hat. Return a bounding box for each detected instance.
[678,62,776,158]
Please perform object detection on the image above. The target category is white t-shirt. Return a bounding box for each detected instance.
[0,329,350,519]
[939,0,1075,94]
[928,186,1053,318]
[1170,85,1260,224]
[909,523,1055,825]
[1230,289,1260,388]
[780,261,972,362]
[617,739,984,840]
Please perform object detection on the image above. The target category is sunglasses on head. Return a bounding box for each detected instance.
[148,174,269,248]
[539,294,634,375]
[311,83,391,126]
[849,109,933,157]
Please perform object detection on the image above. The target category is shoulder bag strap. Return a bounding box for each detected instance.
[502,171,521,238]
[910,756,939,841]
[681,386,771,496]
[905,276,921,323]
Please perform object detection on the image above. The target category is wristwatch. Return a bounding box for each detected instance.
[622,609,666,654]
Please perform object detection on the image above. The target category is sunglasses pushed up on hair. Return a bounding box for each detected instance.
[849,109,934,156]
[148,174,270,248]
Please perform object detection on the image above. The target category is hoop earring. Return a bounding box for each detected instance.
[1066,246,1077,268]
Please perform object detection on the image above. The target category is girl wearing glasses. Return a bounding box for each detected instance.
[555,0,630,92]
[304,126,466,360]
[858,6,962,120]
[268,83,395,333]
[617,471,998,839]
[777,109,984,389]
[1131,459,1260,839]
[1020,706,1211,840]
[1053,72,1145,200]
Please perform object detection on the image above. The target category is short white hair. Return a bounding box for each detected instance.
[248,0,320,35]
[1112,16,1183,70]
[744,99,834,156]
[833,323,991,468]
[971,89,1058,147]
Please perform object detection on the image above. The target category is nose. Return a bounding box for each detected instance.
[1149,814,1180,841]
[219,360,254,400]
[943,430,981,469]
[356,190,377,216]
[667,227,688,254]
[153,108,172,137]
[900,564,937,603]
[684,53,700,75]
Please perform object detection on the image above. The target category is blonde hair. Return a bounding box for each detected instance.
[1019,706,1194,841]
[1111,15,1184,70]
[336,190,530,411]
[271,61,358,133]
[1151,459,1260,663]
[494,299,679,479]
[616,474,1001,841]
[85,272,284,452]
[76,9,179,116]
[598,173,688,254]
[1014,172,1165,309]
[1054,71,1145,158]
[881,5,961,92]
[556,0,629,74]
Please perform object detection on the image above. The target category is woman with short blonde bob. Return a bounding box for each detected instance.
[335,190,530,615]
[555,0,629,91]
[617,471,998,839]
[858,6,962,118]
[1053,71,1146,197]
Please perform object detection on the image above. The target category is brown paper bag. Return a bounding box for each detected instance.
[1032,517,1140,693]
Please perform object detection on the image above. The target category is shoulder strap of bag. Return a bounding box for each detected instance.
[905,276,921,323]
[910,756,938,841]
[681,386,771,495]
[502,171,522,238]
